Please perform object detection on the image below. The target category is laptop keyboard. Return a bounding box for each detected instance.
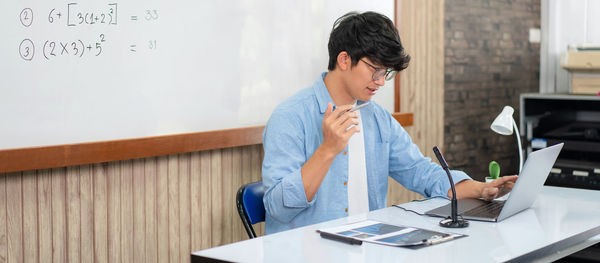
[462,201,505,218]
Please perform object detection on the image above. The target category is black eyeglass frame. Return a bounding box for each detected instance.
[360,59,398,81]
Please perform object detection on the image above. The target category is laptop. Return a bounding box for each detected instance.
[425,143,563,222]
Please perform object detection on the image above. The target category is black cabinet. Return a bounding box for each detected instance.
[520,93,600,190]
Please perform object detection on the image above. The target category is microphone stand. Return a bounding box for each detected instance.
[433,146,469,228]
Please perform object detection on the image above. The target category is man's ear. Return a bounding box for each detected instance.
[336,51,351,71]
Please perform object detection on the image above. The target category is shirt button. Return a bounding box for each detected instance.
[343,181,347,185]
[343,151,347,155]
[345,208,348,212]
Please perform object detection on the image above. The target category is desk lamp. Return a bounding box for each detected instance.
[490,106,523,173]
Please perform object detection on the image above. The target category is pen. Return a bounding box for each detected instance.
[349,102,370,112]
[424,235,455,245]
[319,231,363,245]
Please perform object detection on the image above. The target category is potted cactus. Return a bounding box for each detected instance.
[486,161,500,182]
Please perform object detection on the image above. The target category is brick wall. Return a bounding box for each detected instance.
[444,0,540,181]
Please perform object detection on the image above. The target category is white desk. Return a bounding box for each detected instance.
[192,186,600,263]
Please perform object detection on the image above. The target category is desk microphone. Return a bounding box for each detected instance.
[433,146,469,228]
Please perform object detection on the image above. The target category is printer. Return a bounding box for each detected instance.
[521,93,600,190]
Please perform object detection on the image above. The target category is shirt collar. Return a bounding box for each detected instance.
[313,72,369,114]
[313,72,332,114]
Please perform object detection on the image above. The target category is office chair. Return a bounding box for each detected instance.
[236,181,266,239]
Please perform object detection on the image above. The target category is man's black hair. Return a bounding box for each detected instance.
[327,11,410,71]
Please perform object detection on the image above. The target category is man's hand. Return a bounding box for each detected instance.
[320,102,359,156]
[480,175,518,201]
[299,102,360,202]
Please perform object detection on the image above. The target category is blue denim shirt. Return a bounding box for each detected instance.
[262,73,471,234]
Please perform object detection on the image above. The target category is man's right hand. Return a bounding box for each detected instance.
[320,102,360,156]
[299,102,360,202]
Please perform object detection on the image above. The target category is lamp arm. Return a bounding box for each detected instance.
[512,119,523,173]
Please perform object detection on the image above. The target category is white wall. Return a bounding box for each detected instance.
[540,0,600,93]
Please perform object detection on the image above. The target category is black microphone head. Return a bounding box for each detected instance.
[432,146,449,169]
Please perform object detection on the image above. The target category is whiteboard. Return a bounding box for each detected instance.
[1,0,394,150]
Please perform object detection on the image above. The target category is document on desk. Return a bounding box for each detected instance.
[317,220,465,248]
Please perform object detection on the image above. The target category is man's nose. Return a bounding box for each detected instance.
[373,76,386,86]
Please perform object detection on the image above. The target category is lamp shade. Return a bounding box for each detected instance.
[491,106,515,135]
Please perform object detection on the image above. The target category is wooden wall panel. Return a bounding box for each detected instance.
[6,173,22,263]
[0,147,239,263]
[156,156,168,263]
[220,149,233,245]
[0,174,8,263]
[189,152,201,251]
[144,159,157,263]
[38,169,52,263]
[167,155,180,263]
[209,150,222,248]
[398,0,445,158]
[51,168,67,263]
[66,166,81,263]
[231,148,243,241]
[0,141,426,263]
[106,164,121,263]
[0,173,7,263]
[387,0,446,205]
[80,165,94,263]
[198,151,212,249]
[132,159,146,263]
[178,154,191,263]
[120,160,134,263]
[93,164,108,263]
[22,171,38,263]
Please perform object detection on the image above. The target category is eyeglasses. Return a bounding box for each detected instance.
[360,59,397,81]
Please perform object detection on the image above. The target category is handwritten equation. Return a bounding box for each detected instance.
[18,3,160,61]
[67,3,118,26]
[40,34,106,61]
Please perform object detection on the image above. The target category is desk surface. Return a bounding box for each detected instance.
[192,186,600,263]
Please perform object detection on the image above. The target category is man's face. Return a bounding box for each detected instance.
[344,57,387,102]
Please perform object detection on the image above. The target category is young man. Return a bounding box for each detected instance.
[261,11,517,234]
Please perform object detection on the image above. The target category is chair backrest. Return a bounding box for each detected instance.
[236,181,266,239]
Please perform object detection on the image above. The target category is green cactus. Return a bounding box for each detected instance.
[489,161,500,180]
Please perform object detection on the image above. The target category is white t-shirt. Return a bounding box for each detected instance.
[347,108,369,216]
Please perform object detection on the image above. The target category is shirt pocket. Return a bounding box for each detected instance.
[373,142,390,175]
[373,112,390,144]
